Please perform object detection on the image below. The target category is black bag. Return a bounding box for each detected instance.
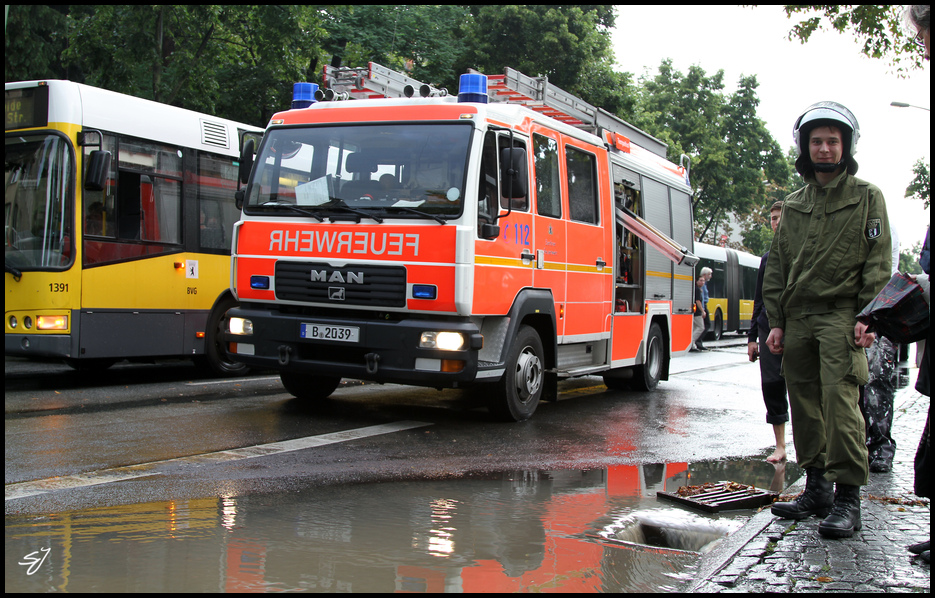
[856,272,930,343]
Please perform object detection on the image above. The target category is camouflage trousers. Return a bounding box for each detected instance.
[859,336,898,465]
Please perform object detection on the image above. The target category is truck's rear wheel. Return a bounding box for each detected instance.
[280,371,341,401]
[489,325,544,421]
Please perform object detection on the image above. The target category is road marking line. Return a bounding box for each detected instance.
[5,420,432,501]
[185,375,281,385]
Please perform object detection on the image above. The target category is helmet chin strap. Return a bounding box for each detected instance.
[812,158,846,173]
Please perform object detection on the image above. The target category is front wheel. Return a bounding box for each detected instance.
[280,371,341,401]
[632,322,665,391]
[489,325,545,422]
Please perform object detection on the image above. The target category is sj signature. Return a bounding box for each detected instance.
[19,547,50,575]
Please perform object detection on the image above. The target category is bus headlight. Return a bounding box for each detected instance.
[229,317,253,335]
[420,331,465,351]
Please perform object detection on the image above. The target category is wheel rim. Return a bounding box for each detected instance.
[646,335,662,380]
[514,346,543,403]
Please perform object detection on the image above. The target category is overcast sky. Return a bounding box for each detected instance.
[610,5,931,250]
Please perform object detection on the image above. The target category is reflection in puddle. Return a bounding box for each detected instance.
[5,456,800,592]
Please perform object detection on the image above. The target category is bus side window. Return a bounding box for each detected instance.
[198,154,239,251]
[117,171,143,240]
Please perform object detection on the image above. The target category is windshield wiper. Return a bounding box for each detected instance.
[256,201,324,222]
[384,205,447,224]
[5,263,23,281]
[313,199,384,223]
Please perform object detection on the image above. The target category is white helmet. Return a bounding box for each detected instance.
[792,101,860,175]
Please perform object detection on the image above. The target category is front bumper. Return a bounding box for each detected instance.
[225,306,483,387]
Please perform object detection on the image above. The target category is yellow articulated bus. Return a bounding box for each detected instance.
[5,80,263,373]
[694,242,761,340]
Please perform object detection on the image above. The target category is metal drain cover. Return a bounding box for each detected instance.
[657,481,777,513]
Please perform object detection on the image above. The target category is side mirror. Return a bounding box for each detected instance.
[499,147,527,199]
[238,138,256,185]
[84,150,112,192]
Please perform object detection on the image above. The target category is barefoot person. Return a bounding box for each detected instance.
[748,201,788,463]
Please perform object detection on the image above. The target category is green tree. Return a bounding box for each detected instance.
[781,5,926,74]
[636,61,787,242]
[4,5,71,81]
[319,5,469,93]
[899,242,924,275]
[457,5,617,96]
[905,159,931,210]
[45,5,325,127]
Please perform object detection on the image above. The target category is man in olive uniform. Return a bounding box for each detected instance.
[763,102,892,539]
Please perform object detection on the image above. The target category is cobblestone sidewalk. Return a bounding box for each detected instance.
[693,386,930,592]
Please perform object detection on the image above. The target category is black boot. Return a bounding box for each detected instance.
[771,467,834,519]
[818,484,862,538]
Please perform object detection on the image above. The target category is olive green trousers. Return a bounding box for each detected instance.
[781,309,870,486]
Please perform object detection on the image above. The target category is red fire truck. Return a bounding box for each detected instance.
[226,63,697,420]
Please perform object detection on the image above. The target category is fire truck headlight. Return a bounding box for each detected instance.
[420,331,465,351]
[229,317,253,335]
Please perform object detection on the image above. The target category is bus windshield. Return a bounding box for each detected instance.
[5,134,74,270]
[244,123,472,220]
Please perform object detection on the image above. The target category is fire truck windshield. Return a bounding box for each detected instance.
[245,123,473,220]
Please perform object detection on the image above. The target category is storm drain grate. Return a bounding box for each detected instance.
[657,481,777,513]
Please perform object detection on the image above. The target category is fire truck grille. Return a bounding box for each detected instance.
[274,261,407,307]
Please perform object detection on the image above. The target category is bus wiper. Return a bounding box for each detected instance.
[5,263,23,281]
[258,201,324,222]
[384,205,447,224]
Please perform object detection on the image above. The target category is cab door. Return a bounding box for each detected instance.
[561,139,610,340]
[473,130,533,315]
[530,129,565,337]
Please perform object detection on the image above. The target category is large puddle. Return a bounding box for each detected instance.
[5,455,801,592]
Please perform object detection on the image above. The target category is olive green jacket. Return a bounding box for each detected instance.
[763,170,892,330]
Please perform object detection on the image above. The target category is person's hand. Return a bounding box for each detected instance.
[854,321,876,348]
[748,341,759,362]
[766,327,784,354]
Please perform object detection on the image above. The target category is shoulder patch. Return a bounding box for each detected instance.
[866,218,882,239]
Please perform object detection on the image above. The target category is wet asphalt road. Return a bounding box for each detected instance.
[5,338,775,516]
[6,337,808,591]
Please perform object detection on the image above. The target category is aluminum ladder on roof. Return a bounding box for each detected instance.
[322,62,446,100]
[487,67,669,159]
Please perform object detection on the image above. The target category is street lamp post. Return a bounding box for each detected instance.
[891,101,931,111]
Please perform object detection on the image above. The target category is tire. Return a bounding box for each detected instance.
[489,325,545,421]
[202,295,250,377]
[632,322,665,391]
[280,371,341,401]
[712,309,724,341]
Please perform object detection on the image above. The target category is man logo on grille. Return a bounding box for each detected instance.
[311,270,364,284]
[329,287,346,301]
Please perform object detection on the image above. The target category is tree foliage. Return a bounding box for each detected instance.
[6,4,791,246]
[905,159,931,210]
[782,5,926,75]
[635,61,789,242]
